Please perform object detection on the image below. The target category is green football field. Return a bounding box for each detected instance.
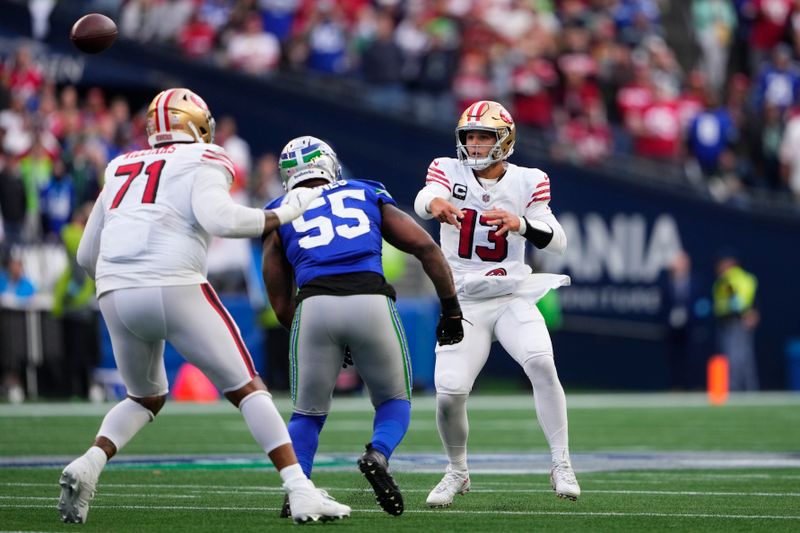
[2,393,799,532]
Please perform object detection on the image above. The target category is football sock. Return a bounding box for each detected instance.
[239,390,292,456]
[96,398,154,451]
[279,463,312,491]
[370,399,410,459]
[523,355,570,464]
[82,446,108,473]
[287,412,327,478]
[436,393,469,472]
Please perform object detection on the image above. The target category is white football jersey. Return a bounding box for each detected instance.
[90,143,238,295]
[422,157,555,282]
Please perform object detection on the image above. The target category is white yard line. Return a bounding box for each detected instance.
[2,392,800,417]
[1,502,798,521]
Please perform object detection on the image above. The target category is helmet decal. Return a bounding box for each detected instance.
[146,88,215,147]
[279,136,342,190]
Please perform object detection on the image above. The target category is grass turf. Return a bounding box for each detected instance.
[2,393,799,531]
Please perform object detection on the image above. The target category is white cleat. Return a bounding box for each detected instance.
[287,485,351,524]
[426,466,470,508]
[57,457,100,523]
[550,461,580,501]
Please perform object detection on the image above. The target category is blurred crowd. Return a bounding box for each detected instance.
[0,41,286,403]
[67,0,800,207]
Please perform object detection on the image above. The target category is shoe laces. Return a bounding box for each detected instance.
[437,470,468,491]
[316,489,338,501]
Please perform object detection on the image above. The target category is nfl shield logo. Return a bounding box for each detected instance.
[482,193,490,203]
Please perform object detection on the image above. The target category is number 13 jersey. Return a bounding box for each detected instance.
[422,157,556,283]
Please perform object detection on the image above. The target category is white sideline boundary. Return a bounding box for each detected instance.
[2,392,800,417]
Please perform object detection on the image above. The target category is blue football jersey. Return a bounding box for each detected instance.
[266,179,397,288]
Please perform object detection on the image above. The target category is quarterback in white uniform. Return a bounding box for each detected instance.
[57,88,350,525]
[414,100,580,506]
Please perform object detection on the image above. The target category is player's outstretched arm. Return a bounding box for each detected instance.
[76,198,106,279]
[381,203,456,299]
[262,232,296,330]
[381,203,463,345]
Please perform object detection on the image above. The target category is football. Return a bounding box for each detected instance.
[70,13,118,54]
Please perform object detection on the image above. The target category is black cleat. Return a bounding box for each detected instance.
[279,493,291,518]
[357,443,403,516]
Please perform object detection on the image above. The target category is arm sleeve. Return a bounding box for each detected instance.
[76,197,106,279]
[523,212,567,255]
[414,182,450,219]
[414,159,453,219]
[523,174,567,255]
[191,165,266,238]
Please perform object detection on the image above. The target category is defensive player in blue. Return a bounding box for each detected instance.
[263,136,464,517]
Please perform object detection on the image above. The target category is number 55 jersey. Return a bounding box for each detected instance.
[267,179,397,296]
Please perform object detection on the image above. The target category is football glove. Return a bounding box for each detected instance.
[272,187,322,224]
[342,344,353,368]
[436,314,464,345]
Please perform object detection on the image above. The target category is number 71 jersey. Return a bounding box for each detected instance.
[425,157,552,281]
[95,142,236,290]
[268,179,397,289]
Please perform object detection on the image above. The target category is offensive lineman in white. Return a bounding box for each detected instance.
[57,88,350,524]
[414,100,580,507]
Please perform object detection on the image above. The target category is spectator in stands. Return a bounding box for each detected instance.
[756,102,785,190]
[52,203,99,400]
[408,20,459,120]
[0,255,36,404]
[178,8,218,60]
[39,159,74,241]
[686,89,738,180]
[753,43,800,114]
[779,104,800,198]
[747,0,793,75]
[553,107,613,164]
[361,10,405,112]
[712,251,760,391]
[692,0,737,92]
[214,115,251,189]
[631,81,681,160]
[225,12,281,75]
[301,1,349,74]
[3,46,43,105]
[511,52,558,129]
[249,152,284,208]
[0,154,26,257]
[708,148,749,203]
[451,52,493,113]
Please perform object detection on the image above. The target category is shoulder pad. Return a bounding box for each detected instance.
[199,145,236,181]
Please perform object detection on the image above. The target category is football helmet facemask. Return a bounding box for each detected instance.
[279,135,342,190]
[456,100,516,170]
[146,88,215,147]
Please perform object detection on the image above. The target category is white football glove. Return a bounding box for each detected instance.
[272,187,323,224]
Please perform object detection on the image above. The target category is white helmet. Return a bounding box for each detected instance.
[279,135,342,190]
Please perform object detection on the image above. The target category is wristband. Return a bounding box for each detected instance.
[521,216,554,249]
[440,295,461,317]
